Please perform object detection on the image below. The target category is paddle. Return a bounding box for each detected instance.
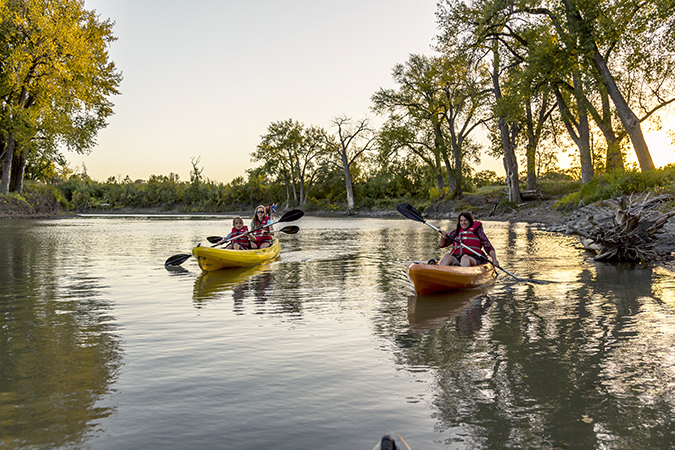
[210,210,304,247]
[206,225,299,244]
[164,209,304,267]
[396,203,546,284]
[165,251,195,267]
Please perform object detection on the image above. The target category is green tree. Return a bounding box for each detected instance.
[252,119,327,207]
[0,0,121,194]
[438,52,492,197]
[253,119,304,206]
[372,54,451,195]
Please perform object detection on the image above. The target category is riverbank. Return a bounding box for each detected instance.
[3,188,674,260]
[0,187,71,219]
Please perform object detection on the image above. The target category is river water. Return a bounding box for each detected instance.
[1,215,674,449]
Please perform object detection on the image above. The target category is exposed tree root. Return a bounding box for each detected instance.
[567,193,675,262]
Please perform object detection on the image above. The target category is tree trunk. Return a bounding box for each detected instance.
[1,135,15,195]
[525,102,538,190]
[554,79,593,184]
[592,46,654,171]
[450,137,463,198]
[341,153,355,211]
[491,46,522,203]
[435,171,444,194]
[283,175,290,209]
[501,119,522,203]
[9,149,27,194]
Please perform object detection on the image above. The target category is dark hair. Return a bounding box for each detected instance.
[454,211,475,234]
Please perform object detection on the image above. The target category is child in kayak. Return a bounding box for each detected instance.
[218,216,256,250]
[436,211,499,267]
[250,204,274,249]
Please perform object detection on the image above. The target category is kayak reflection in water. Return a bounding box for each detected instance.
[437,211,499,267]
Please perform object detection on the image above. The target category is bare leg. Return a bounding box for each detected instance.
[439,254,460,266]
[460,255,478,267]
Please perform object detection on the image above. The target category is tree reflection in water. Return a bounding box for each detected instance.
[0,226,122,448]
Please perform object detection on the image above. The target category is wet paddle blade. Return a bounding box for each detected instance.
[206,236,221,244]
[279,225,299,234]
[278,209,304,223]
[396,203,425,223]
[165,253,191,266]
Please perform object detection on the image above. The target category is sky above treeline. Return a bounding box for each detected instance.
[73,0,673,183]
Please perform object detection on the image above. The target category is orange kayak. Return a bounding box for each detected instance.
[407,262,497,295]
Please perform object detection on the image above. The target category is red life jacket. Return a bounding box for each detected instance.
[250,216,273,244]
[230,226,250,248]
[452,221,484,257]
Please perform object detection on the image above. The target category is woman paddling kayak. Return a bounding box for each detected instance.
[436,211,499,267]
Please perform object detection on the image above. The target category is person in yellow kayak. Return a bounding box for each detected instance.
[435,211,499,267]
[249,205,274,249]
[218,216,256,250]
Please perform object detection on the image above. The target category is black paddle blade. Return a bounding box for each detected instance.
[396,203,425,223]
[278,209,304,223]
[165,253,191,266]
[279,225,299,234]
[206,236,222,244]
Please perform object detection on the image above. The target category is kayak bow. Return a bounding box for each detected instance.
[192,239,280,271]
[407,262,496,295]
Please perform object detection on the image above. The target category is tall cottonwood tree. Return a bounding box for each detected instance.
[373,53,489,199]
[372,54,451,195]
[0,0,121,194]
[377,119,446,194]
[323,116,377,212]
[438,52,491,197]
[436,2,524,202]
[522,0,675,171]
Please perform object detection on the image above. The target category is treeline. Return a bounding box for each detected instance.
[55,156,456,212]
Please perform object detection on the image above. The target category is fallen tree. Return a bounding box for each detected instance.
[567,193,675,262]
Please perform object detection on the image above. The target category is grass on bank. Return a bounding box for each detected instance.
[555,165,675,210]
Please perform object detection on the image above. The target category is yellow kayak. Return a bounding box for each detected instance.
[192,239,280,271]
[407,262,496,295]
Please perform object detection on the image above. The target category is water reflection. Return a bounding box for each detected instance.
[394,256,675,448]
[407,285,493,333]
[0,221,122,448]
[2,217,675,449]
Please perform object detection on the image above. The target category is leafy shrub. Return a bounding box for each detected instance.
[555,167,675,209]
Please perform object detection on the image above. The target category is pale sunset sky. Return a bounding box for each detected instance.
[72,0,674,183]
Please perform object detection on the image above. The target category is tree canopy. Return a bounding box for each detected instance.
[0,0,121,194]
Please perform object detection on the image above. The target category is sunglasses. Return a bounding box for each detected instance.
[256,210,264,213]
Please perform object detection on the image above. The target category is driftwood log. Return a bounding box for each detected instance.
[567,193,675,262]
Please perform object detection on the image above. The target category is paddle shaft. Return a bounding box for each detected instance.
[207,226,298,245]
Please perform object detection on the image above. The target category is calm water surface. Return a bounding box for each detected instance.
[1,215,674,449]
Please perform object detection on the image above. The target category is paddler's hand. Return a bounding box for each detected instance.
[438,230,448,248]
